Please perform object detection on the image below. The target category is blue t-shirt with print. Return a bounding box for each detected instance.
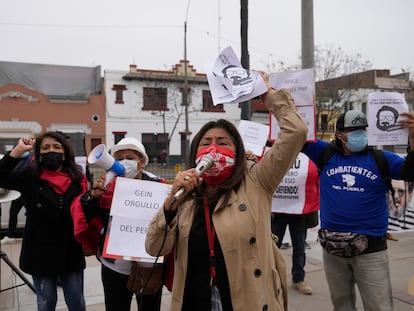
[303,139,406,237]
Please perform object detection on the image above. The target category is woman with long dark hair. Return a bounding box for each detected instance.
[0,131,88,311]
[145,72,308,311]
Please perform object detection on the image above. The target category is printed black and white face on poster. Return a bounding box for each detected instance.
[367,92,409,146]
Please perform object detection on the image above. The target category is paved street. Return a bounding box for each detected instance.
[1,230,414,310]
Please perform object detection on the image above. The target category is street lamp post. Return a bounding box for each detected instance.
[183,20,189,168]
[240,0,251,120]
[183,1,191,168]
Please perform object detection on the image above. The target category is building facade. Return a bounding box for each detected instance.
[0,61,106,157]
[315,69,414,144]
[104,60,250,165]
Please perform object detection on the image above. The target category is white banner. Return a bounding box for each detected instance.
[272,152,309,214]
[269,68,316,142]
[103,177,171,262]
[238,120,269,156]
[367,92,409,146]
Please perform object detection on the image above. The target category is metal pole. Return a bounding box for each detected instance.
[301,0,314,69]
[183,1,191,168]
[240,0,251,120]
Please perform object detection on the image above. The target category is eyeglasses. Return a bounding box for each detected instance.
[379,115,395,121]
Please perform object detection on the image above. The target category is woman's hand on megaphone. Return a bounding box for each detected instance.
[91,175,107,198]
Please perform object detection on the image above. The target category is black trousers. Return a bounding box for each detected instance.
[101,264,162,311]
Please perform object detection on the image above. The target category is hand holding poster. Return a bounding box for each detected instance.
[102,177,172,262]
[269,68,316,142]
[205,46,267,105]
[367,92,409,146]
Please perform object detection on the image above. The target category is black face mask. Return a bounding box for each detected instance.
[40,152,64,171]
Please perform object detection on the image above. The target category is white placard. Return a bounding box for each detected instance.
[270,105,316,142]
[238,120,269,156]
[205,46,267,105]
[103,177,172,262]
[270,68,315,107]
[367,92,409,146]
[272,152,309,214]
[269,69,316,141]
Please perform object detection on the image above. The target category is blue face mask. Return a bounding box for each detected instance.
[345,130,368,152]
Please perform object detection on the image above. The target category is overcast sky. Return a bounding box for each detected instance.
[1,0,413,77]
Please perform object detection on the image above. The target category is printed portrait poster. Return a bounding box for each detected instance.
[102,177,172,262]
[238,120,269,157]
[387,177,414,232]
[367,92,409,146]
[271,152,309,214]
[205,46,267,105]
[269,68,316,142]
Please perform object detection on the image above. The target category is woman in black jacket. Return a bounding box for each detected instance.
[0,131,88,311]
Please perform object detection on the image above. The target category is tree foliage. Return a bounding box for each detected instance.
[264,45,373,82]
[314,45,372,81]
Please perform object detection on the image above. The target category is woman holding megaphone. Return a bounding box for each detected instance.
[145,72,308,311]
[72,137,166,311]
[0,131,88,311]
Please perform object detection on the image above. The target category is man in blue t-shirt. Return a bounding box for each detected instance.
[302,110,414,310]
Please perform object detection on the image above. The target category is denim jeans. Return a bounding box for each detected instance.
[322,249,393,311]
[271,213,307,283]
[32,270,85,311]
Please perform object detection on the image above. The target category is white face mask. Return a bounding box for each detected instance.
[119,159,140,178]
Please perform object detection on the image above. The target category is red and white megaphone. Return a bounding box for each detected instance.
[88,144,125,186]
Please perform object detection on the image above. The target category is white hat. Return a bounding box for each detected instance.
[0,188,21,203]
[110,137,149,166]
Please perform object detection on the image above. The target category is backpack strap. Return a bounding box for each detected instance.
[370,148,395,204]
[317,143,336,172]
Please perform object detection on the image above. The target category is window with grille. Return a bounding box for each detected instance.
[112,84,127,104]
[143,87,168,111]
[201,90,224,112]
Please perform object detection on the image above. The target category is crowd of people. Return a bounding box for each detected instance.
[1,70,414,311]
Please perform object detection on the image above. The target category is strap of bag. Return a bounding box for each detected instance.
[203,195,217,287]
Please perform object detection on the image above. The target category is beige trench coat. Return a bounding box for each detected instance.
[145,89,307,311]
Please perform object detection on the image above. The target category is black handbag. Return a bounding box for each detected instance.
[126,261,163,295]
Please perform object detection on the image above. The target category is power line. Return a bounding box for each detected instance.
[0,22,181,29]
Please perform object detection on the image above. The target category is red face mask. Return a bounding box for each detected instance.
[196,144,235,186]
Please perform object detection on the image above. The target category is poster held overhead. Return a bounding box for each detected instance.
[269,68,316,142]
[367,92,409,146]
[205,46,267,105]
